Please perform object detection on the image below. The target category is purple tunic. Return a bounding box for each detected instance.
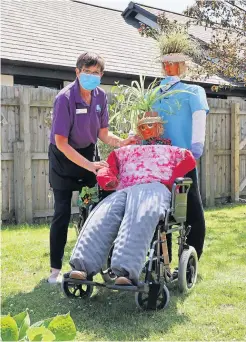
[50,78,109,149]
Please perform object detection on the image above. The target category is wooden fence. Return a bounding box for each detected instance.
[1,86,246,223]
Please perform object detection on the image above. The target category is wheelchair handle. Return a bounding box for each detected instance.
[173,177,193,186]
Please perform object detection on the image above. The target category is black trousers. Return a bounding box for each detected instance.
[185,168,205,259]
[166,168,205,262]
[50,189,74,269]
[49,143,98,269]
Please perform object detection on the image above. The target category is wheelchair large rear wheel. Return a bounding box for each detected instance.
[178,246,198,292]
[135,284,170,311]
[61,277,93,299]
[100,245,117,282]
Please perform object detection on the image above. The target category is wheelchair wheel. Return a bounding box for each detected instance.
[61,278,93,299]
[135,284,170,311]
[178,246,198,293]
[100,245,117,282]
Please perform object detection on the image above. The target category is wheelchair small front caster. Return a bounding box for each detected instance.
[135,284,170,310]
[61,276,93,299]
[178,246,198,292]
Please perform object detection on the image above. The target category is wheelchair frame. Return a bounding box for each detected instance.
[62,177,198,310]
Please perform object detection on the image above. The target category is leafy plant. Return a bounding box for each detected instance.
[78,185,99,207]
[0,310,76,341]
[108,75,193,133]
[139,13,200,60]
[158,31,199,57]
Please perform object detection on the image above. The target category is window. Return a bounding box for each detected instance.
[14,75,63,89]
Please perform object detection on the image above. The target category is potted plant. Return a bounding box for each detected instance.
[108,75,190,133]
[158,29,200,76]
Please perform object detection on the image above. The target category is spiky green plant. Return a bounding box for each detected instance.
[158,31,199,57]
[109,75,193,133]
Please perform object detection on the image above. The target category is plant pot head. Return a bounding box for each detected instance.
[137,112,165,140]
[161,53,188,76]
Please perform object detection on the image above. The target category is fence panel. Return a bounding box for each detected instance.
[1,86,245,223]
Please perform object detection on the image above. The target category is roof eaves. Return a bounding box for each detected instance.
[122,1,157,22]
[121,1,135,17]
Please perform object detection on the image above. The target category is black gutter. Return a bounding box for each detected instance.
[1,59,245,96]
[122,1,157,23]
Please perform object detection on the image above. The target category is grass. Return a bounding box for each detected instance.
[1,204,246,341]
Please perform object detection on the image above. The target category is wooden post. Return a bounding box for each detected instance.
[20,87,33,223]
[209,143,215,206]
[200,116,212,206]
[0,116,2,227]
[13,141,26,223]
[231,102,240,202]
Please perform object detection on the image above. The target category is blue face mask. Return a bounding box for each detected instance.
[79,73,101,91]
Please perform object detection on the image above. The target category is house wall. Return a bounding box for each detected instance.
[100,84,113,92]
[1,74,14,86]
[63,81,71,87]
[63,81,113,92]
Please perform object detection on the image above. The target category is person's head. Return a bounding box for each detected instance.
[137,112,164,140]
[75,52,105,91]
[162,61,187,76]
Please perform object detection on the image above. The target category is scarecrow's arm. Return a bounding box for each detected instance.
[190,86,209,159]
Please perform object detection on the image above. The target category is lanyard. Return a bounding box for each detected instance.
[160,80,180,95]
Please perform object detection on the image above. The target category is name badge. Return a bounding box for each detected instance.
[76,108,87,114]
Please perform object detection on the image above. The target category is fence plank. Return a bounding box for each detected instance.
[239,138,246,150]
[231,103,240,202]
[13,141,25,223]
[20,87,33,223]
[0,121,1,225]
[209,143,215,206]
[200,115,211,206]
[33,207,79,218]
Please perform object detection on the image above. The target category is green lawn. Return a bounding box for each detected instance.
[1,204,246,341]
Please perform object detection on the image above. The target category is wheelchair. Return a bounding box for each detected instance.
[62,177,198,311]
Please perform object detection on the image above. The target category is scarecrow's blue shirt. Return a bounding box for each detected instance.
[152,76,209,150]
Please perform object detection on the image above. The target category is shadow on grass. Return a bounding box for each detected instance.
[204,203,245,213]
[1,221,196,341]
[2,246,191,341]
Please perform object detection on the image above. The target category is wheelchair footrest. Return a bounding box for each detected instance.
[64,277,105,287]
[106,284,141,292]
[63,277,148,292]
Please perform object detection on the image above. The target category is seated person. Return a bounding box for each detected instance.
[69,113,196,286]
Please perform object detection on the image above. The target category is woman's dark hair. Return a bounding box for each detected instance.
[76,52,105,72]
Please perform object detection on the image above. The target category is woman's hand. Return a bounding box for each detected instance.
[86,161,109,175]
[121,135,141,146]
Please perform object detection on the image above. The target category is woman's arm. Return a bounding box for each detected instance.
[98,127,138,147]
[55,135,108,175]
